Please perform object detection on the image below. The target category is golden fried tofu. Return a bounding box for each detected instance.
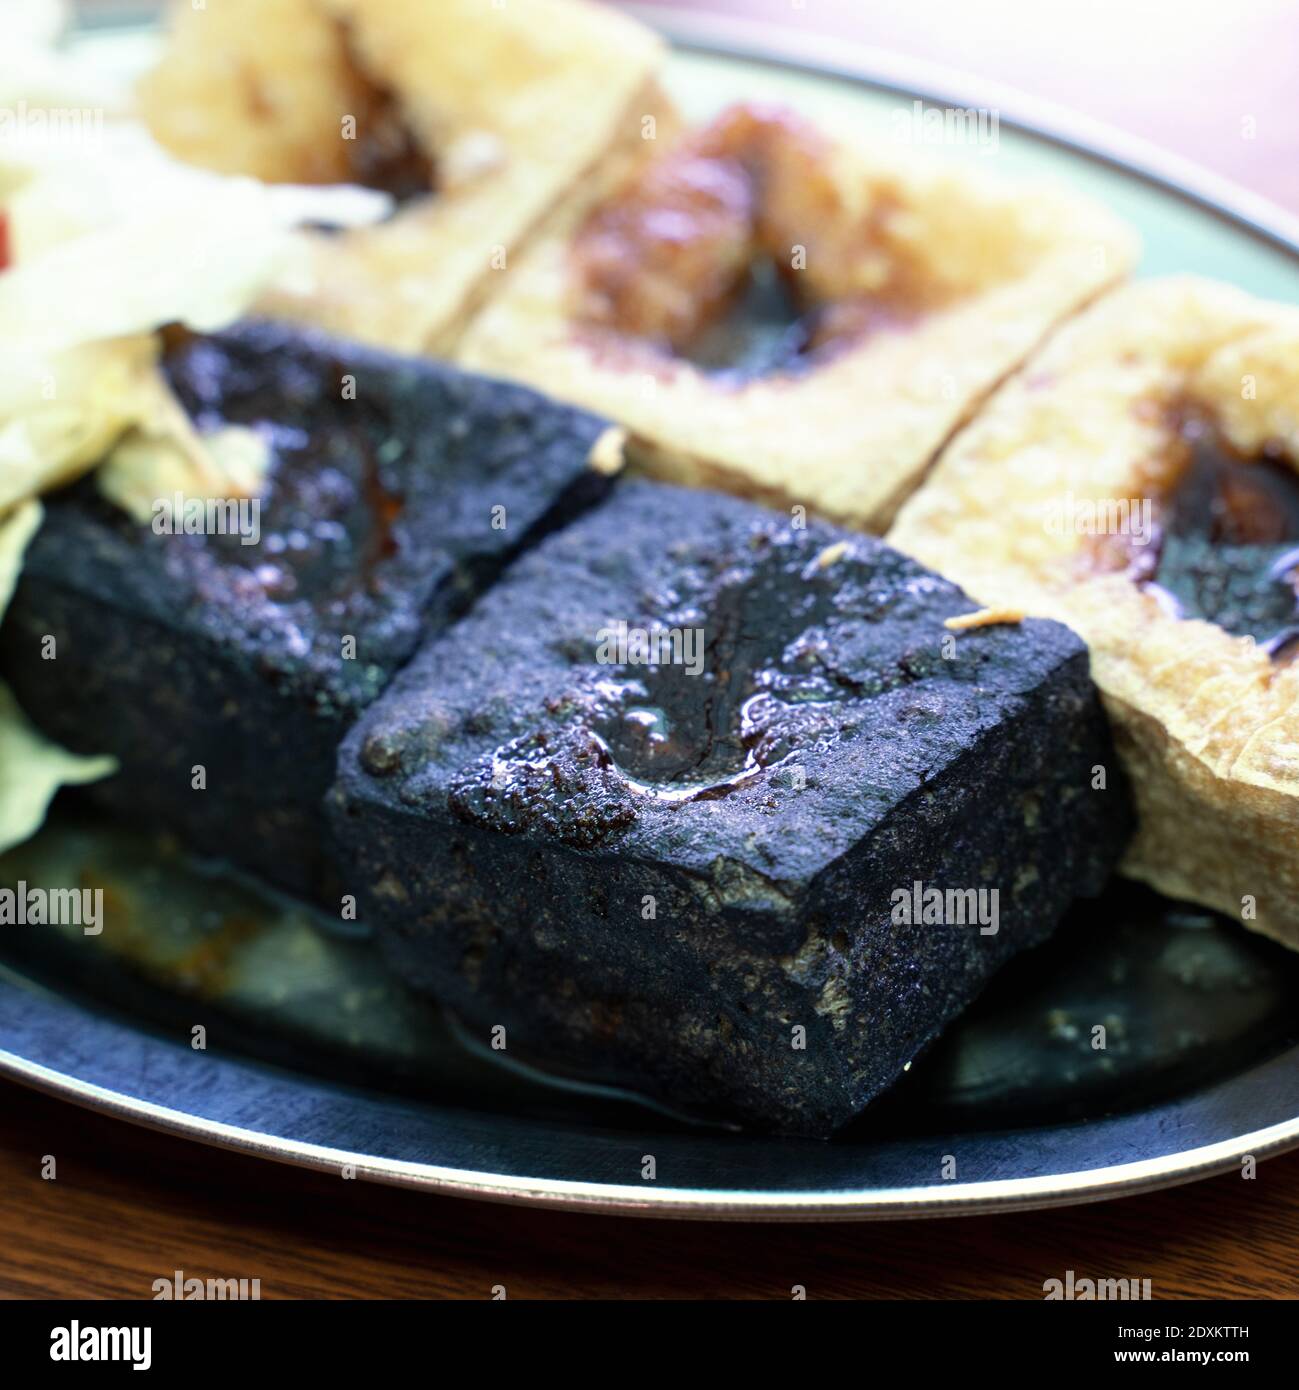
[139,0,666,353]
[459,102,1138,531]
[890,276,1299,950]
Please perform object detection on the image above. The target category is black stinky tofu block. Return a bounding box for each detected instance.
[330,479,1132,1135]
[0,320,614,898]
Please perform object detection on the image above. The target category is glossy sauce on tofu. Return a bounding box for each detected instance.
[1149,408,1299,654]
[568,103,930,379]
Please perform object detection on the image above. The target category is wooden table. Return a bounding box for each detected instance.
[5,0,1299,1300]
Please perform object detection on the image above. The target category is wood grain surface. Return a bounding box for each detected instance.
[6,0,1299,1302]
[2,1079,1298,1299]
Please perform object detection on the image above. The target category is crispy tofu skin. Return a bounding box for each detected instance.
[458,104,1137,532]
[890,276,1299,951]
[137,0,367,186]
[139,0,666,354]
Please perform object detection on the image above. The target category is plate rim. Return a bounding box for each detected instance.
[7,12,1299,1222]
[4,1038,1299,1221]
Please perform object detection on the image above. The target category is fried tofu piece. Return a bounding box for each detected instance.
[890,276,1299,950]
[0,321,616,898]
[139,0,666,353]
[458,103,1138,531]
[330,480,1130,1133]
